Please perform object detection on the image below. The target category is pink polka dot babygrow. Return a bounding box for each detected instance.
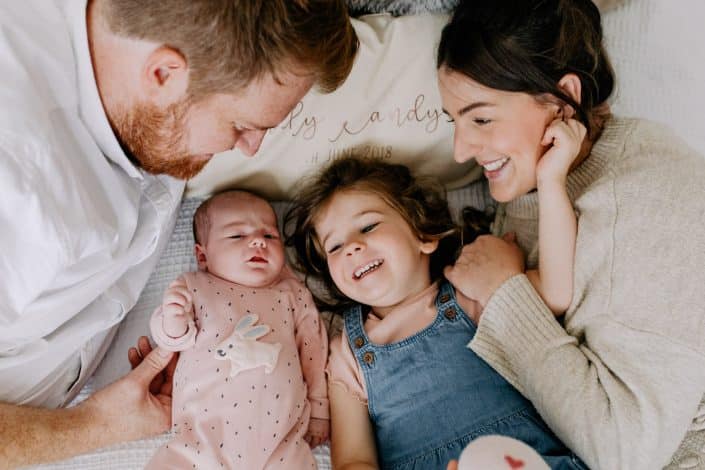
[147,271,328,469]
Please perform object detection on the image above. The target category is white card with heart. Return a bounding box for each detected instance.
[457,435,551,470]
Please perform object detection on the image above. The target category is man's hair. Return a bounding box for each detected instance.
[101,0,358,97]
[284,156,460,313]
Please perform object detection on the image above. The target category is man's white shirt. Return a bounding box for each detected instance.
[0,0,184,407]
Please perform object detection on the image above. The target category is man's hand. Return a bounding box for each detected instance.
[444,233,524,312]
[85,338,178,443]
[305,417,330,448]
[0,338,178,469]
[128,335,177,396]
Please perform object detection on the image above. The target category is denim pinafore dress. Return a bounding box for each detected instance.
[343,282,586,470]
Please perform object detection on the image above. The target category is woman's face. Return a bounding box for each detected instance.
[438,67,558,202]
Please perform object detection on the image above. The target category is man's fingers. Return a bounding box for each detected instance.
[137,336,152,358]
[156,394,172,408]
[131,346,175,387]
[160,353,179,396]
[128,347,141,369]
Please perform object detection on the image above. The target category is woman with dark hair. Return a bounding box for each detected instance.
[437,1,705,468]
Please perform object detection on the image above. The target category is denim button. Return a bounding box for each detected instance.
[439,294,451,303]
[444,307,457,320]
[354,336,366,348]
[363,351,375,365]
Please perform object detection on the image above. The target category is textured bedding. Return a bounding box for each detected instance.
[27,0,705,467]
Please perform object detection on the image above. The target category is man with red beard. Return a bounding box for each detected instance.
[0,0,357,466]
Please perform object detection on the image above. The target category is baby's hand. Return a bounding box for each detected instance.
[161,279,193,338]
[537,118,587,186]
[304,417,330,449]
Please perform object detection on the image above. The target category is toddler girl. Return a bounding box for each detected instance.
[147,190,328,469]
[286,157,584,470]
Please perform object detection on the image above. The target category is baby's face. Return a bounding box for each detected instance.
[199,196,285,287]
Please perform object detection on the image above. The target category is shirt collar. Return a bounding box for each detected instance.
[64,0,143,179]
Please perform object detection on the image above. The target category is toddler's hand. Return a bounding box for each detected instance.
[161,279,193,338]
[537,118,587,186]
[304,417,330,449]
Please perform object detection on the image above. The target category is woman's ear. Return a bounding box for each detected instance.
[194,244,208,271]
[420,238,439,255]
[557,73,582,118]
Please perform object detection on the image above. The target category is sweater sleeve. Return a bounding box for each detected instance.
[292,285,330,420]
[471,275,705,470]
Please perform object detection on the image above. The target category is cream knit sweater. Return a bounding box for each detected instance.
[470,117,705,470]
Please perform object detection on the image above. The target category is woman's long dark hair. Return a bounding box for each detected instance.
[437,0,615,138]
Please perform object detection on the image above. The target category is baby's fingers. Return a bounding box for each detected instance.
[162,302,188,318]
[162,289,192,310]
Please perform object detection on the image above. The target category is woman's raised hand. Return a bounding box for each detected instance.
[444,233,524,316]
[537,117,587,187]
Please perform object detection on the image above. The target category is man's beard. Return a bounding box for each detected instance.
[111,98,210,180]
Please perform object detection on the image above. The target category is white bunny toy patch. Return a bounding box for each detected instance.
[213,313,282,377]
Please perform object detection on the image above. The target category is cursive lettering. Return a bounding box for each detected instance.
[278,101,318,140]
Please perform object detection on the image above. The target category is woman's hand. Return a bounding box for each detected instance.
[444,233,524,314]
[537,118,587,187]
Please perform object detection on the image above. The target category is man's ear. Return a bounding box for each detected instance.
[194,244,208,271]
[142,45,189,106]
[556,73,582,119]
[420,238,439,255]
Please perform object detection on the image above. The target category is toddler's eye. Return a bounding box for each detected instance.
[264,234,278,239]
[229,235,243,239]
[327,244,341,254]
[474,118,491,125]
[361,223,379,234]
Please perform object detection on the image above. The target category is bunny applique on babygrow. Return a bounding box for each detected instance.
[214,313,282,377]
[147,270,328,469]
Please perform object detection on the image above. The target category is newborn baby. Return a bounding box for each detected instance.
[146,190,329,469]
